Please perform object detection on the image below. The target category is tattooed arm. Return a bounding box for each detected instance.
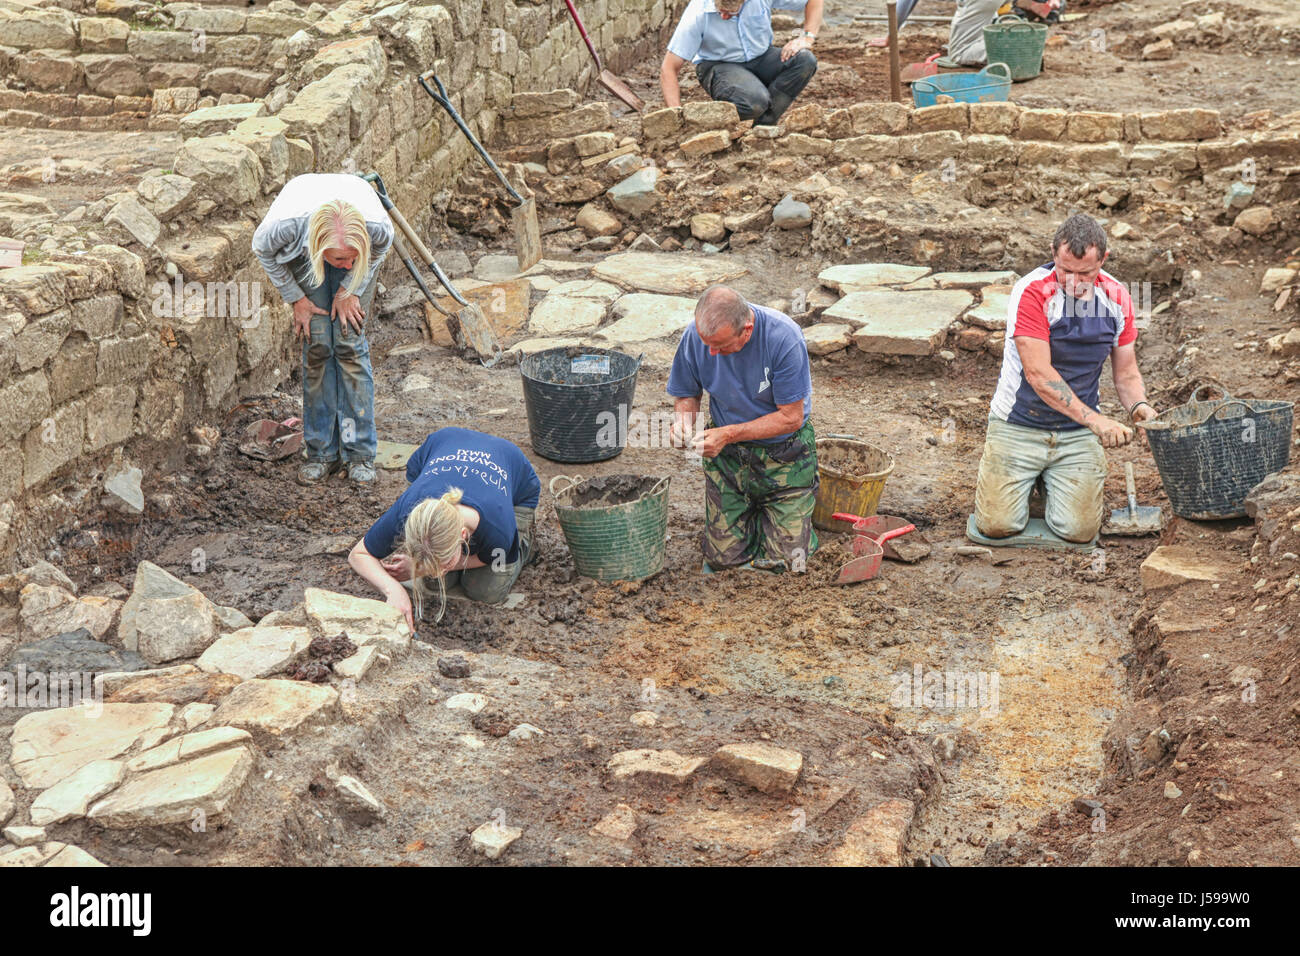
[1014,336,1133,447]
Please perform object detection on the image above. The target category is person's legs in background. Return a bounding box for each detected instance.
[944,0,1005,66]
[745,45,818,126]
[330,267,377,480]
[695,59,773,122]
[298,260,343,483]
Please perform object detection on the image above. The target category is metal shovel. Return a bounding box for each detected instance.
[562,0,645,112]
[362,173,504,368]
[417,72,542,272]
[1104,462,1164,536]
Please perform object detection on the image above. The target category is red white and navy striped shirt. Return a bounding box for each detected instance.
[990,263,1137,431]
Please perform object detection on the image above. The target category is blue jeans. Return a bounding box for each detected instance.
[298,260,377,463]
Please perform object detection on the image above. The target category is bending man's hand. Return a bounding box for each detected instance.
[333,292,365,333]
[292,296,327,339]
[781,35,813,62]
[691,426,732,458]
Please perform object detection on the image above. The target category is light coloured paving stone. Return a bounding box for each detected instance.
[95,664,198,698]
[904,270,1017,290]
[0,842,64,867]
[1140,546,1238,591]
[965,290,1012,330]
[127,726,252,773]
[304,587,411,654]
[445,693,487,714]
[179,702,216,731]
[1260,267,1297,294]
[471,820,522,859]
[87,746,255,828]
[126,738,182,774]
[824,289,974,355]
[3,825,46,847]
[509,336,585,356]
[334,644,380,681]
[472,255,588,282]
[545,279,622,303]
[42,844,106,867]
[818,263,931,292]
[528,295,607,336]
[591,252,748,295]
[208,679,339,740]
[803,322,853,356]
[829,798,912,866]
[0,780,13,827]
[29,759,124,826]
[196,625,312,680]
[599,293,696,343]
[590,804,638,842]
[606,749,706,785]
[9,702,175,789]
[714,742,803,795]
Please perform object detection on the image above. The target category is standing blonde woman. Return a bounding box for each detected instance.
[348,428,542,629]
[253,173,393,485]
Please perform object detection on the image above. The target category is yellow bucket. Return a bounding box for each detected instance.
[812,436,895,530]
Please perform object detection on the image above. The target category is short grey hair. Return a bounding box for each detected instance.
[695,285,751,336]
[1052,213,1107,261]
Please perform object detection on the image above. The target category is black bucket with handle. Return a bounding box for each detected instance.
[519,346,642,463]
[1138,385,1294,520]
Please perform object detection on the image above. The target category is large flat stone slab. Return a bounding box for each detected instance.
[803,322,853,355]
[29,759,124,826]
[87,746,255,828]
[303,587,411,654]
[196,625,312,680]
[903,270,1017,290]
[965,289,1012,330]
[818,263,931,292]
[472,255,589,282]
[591,252,747,296]
[1140,546,1238,591]
[823,289,973,355]
[207,678,339,740]
[9,702,176,789]
[606,749,706,786]
[598,293,696,344]
[528,295,607,336]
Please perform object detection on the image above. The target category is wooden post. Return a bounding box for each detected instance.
[887,1,902,103]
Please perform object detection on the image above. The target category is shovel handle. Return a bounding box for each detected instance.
[363,173,469,306]
[417,72,525,206]
[876,523,916,544]
[1123,461,1138,513]
[562,0,604,72]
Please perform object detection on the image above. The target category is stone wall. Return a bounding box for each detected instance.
[0,0,684,565]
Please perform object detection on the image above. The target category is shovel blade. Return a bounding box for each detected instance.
[599,69,644,112]
[453,303,504,367]
[1104,506,1164,536]
[836,551,884,584]
[512,198,542,272]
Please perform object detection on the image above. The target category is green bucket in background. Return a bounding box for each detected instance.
[983,15,1048,81]
[550,474,671,583]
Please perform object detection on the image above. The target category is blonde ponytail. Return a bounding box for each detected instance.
[401,488,467,623]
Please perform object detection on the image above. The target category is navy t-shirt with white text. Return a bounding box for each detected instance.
[363,428,540,566]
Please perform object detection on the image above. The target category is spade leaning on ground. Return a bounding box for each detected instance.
[252,173,394,486]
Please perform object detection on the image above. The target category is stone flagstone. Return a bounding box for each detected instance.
[803,323,853,355]
[208,678,339,739]
[127,726,253,773]
[818,263,931,292]
[714,742,803,795]
[606,749,705,785]
[591,252,747,296]
[528,295,607,336]
[197,625,312,680]
[29,759,125,826]
[903,270,1017,290]
[1140,547,1237,591]
[88,746,255,828]
[823,289,973,356]
[107,669,242,705]
[965,289,1012,330]
[598,293,696,343]
[43,845,106,867]
[304,587,411,654]
[9,702,175,789]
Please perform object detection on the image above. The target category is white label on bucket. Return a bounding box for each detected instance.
[571,355,610,375]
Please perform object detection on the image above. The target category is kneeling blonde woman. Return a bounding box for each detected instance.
[348,427,541,629]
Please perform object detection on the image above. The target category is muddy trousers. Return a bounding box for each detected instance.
[973,417,1106,542]
[299,260,377,464]
[702,421,819,570]
[432,506,537,608]
[946,0,1003,65]
[695,47,818,126]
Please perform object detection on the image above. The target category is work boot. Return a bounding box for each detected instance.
[347,460,376,483]
[755,91,796,127]
[296,459,341,485]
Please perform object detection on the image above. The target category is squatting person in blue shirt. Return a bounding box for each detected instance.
[347,428,542,628]
[668,285,818,573]
[660,0,824,127]
[252,173,394,486]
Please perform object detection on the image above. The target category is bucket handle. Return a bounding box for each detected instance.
[1207,400,1253,422]
[982,62,1012,82]
[1188,383,1232,405]
[992,13,1038,28]
[549,474,583,497]
[647,475,671,498]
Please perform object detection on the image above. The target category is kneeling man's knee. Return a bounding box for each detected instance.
[791,50,818,78]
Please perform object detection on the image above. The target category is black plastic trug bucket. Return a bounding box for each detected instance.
[520,346,642,463]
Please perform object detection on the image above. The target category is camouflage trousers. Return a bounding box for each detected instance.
[702,420,819,570]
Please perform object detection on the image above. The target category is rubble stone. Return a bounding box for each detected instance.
[714,742,803,794]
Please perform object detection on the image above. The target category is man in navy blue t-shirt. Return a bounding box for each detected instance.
[667,285,818,572]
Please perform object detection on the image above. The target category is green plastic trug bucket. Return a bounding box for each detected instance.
[551,474,671,583]
[982,16,1048,81]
